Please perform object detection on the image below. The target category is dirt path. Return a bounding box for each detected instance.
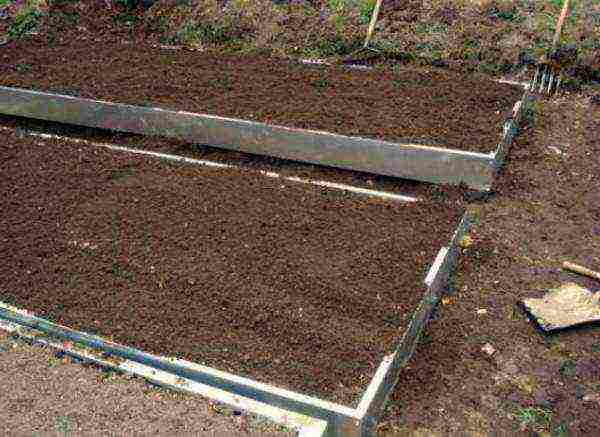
[377,92,600,435]
[0,330,292,436]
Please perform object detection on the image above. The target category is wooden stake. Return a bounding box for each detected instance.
[562,261,600,281]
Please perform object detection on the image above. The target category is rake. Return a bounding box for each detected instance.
[530,0,574,95]
[342,0,383,64]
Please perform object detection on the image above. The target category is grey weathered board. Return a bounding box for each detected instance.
[0,85,526,191]
[521,283,600,332]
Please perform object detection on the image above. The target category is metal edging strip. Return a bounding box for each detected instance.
[353,213,472,434]
[0,86,497,190]
[0,309,327,435]
[0,304,359,434]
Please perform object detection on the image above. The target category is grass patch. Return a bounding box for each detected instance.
[56,415,74,434]
[359,0,376,25]
[25,0,600,83]
[516,406,553,432]
[8,6,42,39]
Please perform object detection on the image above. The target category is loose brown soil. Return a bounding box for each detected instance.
[0,113,471,203]
[377,93,600,435]
[0,330,291,436]
[0,129,464,405]
[0,37,521,153]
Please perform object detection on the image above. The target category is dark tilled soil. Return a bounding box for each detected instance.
[0,37,521,153]
[0,129,464,405]
[0,114,471,203]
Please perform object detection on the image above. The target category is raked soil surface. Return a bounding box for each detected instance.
[0,128,464,405]
[0,37,522,153]
[0,90,598,433]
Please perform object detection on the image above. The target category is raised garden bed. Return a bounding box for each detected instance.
[0,128,468,435]
[0,39,526,190]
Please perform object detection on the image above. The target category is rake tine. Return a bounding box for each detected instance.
[531,66,540,90]
[539,65,548,93]
[536,65,543,92]
[555,74,562,94]
[547,72,554,94]
[543,65,550,92]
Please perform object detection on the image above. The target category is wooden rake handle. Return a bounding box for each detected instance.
[551,0,571,52]
[364,0,383,48]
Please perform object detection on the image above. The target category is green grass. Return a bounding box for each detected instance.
[359,0,376,25]
[516,407,553,431]
[8,0,598,83]
[8,7,42,39]
[56,415,73,434]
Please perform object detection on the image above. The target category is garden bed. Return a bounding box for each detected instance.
[0,129,464,406]
[0,39,522,153]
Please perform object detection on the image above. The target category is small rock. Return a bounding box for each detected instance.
[482,343,496,356]
[582,393,600,403]
[547,145,565,156]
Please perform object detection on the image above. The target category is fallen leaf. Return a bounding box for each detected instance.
[442,297,453,305]
[459,235,473,248]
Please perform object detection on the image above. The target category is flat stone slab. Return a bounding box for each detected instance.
[521,283,600,332]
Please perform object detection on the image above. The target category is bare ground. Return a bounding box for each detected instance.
[377,91,600,435]
[0,329,293,436]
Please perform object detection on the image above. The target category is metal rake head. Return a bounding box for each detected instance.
[530,61,562,95]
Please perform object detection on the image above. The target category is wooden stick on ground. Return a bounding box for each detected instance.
[562,261,600,281]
